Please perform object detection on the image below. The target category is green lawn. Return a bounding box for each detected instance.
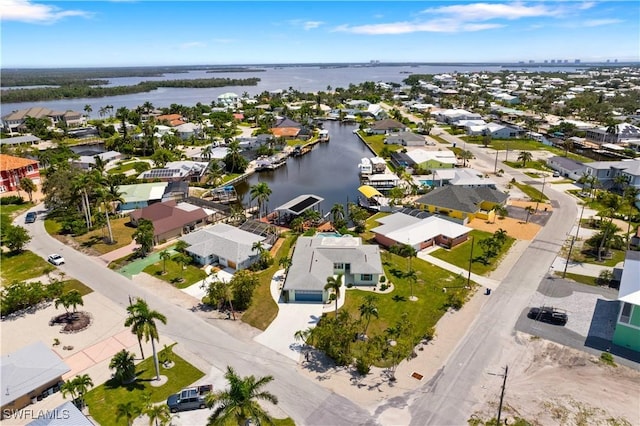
[44,218,62,235]
[0,250,55,284]
[504,160,552,172]
[430,230,515,276]
[84,345,205,426]
[555,271,598,286]
[73,217,135,254]
[429,134,450,144]
[143,255,207,289]
[107,161,150,175]
[464,137,544,151]
[512,181,550,201]
[62,279,94,295]
[341,252,474,345]
[575,248,627,267]
[359,134,400,156]
[242,234,295,330]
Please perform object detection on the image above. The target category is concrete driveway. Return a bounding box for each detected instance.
[253,270,338,362]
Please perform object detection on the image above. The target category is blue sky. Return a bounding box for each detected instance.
[1,1,638,67]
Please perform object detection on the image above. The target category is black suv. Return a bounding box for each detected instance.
[25,212,37,223]
[527,306,568,325]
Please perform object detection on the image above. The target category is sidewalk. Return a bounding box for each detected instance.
[551,257,622,277]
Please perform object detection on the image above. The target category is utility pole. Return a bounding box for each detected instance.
[496,365,509,426]
[563,236,575,278]
[494,149,499,174]
[467,236,475,286]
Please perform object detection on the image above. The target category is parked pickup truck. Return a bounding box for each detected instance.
[166,385,213,413]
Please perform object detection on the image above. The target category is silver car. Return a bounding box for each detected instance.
[47,254,65,266]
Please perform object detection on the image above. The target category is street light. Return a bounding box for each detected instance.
[535,173,548,213]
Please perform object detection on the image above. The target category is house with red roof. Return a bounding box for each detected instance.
[156,114,186,127]
[129,200,210,244]
[0,154,40,194]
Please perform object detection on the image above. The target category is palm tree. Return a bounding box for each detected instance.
[493,228,508,245]
[109,350,137,384]
[359,295,379,337]
[174,253,191,281]
[55,290,84,320]
[116,107,130,139]
[205,366,278,426]
[524,206,534,223]
[159,250,171,275]
[324,273,343,317]
[250,182,272,219]
[278,256,292,273]
[125,298,167,381]
[19,177,37,202]
[251,241,265,255]
[116,401,142,426]
[518,150,533,167]
[96,177,123,244]
[83,104,92,118]
[330,203,346,229]
[72,374,93,409]
[60,380,79,406]
[623,186,640,250]
[459,150,474,167]
[145,404,171,426]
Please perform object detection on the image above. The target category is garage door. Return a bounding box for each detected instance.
[295,291,323,302]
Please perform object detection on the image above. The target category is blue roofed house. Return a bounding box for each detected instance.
[612,250,640,352]
[117,182,169,211]
[283,235,383,303]
[179,223,269,271]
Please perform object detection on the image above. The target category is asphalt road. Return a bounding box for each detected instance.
[23,208,375,426]
[405,128,578,425]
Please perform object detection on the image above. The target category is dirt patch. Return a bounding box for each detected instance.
[509,199,553,211]
[49,311,92,333]
[470,335,640,425]
[468,217,541,240]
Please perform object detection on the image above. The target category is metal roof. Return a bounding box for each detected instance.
[275,194,324,215]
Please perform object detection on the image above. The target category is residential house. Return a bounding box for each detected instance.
[367,119,407,135]
[372,212,471,250]
[467,122,520,139]
[217,92,240,106]
[117,182,169,211]
[583,159,640,192]
[283,235,383,302]
[138,161,209,183]
[417,168,497,189]
[384,131,425,147]
[612,250,640,352]
[175,122,202,140]
[155,114,185,127]
[1,341,70,417]
[415,186,509,223]
[179,223,268,270]
[72,151,123,170]
[0,135,41,147]
[130,200,210,244]
[1,107,86,135]
[432,109,482,124]
[345,100,370,109]
[405,149,457,170]
[547,156,586,180]
[26,401,94,426]
[585,123,640,146]
[0,153,40,193]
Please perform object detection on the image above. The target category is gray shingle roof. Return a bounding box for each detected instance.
[180,223,266,265]
[415,186,508,213]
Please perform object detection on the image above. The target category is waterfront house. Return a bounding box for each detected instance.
[217,92,240,106]
[612,250,640,352]
[1,341,70,417]
[371,212,471,250]
[130,200,210,244]
[179,223,268,270]
[138,160,209,183]
[117,182,168,211]
[72,151,123,170]
[283,235,383,303]
[156,114,185,127]
[417,168,497,189]
[405,149,457,170]
[384,131,425,147]
[0,153,40,194]
[585,123,640,146]
[0,134,41,147]
[414,186,509,223]
[367,119,407,135]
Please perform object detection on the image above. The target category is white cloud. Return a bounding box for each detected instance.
[419,2,561,21]
[333,18,502,35]
[179,41,206,49]
[583,18,623,27]
[1,0,91,24]
[303,20,324,30]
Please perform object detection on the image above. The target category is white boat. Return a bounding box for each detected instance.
[358,157,372,175]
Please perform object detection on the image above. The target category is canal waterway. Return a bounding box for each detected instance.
[236,120,370,217]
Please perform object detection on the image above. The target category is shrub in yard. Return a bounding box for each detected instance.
[600,352,616,367]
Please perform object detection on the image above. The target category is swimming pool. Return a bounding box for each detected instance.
[316,232,342,238]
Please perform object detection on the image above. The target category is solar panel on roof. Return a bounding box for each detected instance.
[288,196,321,214]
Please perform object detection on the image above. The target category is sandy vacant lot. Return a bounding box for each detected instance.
[470,334,640,426]
[468,216,541,240]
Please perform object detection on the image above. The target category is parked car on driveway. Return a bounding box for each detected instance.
[167,385,212,413]
[527,306,568,325]
[25,212,37,223]
[47,254,65,266]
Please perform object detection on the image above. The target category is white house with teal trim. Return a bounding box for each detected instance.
[612,250,640,352]
[283,235,383,303]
